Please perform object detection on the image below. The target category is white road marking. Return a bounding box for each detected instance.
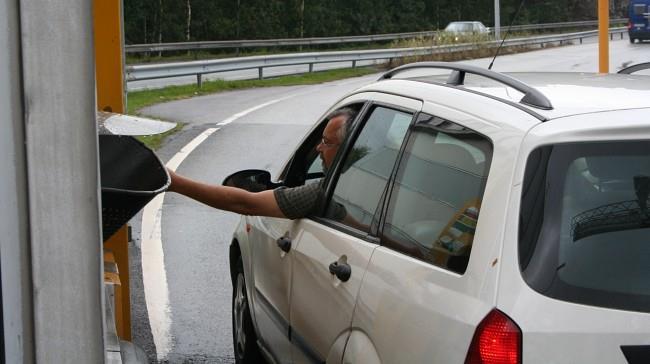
[141,193,172,360]
[141,94,296,360]
[216,94,297,125]
[142,127,218,360]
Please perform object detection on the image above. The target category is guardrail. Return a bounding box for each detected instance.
[505,18,626,32]
[125,19,626,54]
[125,30,440,54]
[126,27,627,86]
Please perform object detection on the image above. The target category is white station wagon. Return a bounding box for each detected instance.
[225,62,650,364]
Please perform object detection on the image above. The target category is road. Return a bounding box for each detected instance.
[129,36,650,363]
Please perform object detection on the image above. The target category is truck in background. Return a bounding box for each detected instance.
[628,0,650,43]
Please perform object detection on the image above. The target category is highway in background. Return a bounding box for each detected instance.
[127,33,647,91]
[130,37,650,363]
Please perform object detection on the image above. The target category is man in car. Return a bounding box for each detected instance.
[166,108,356,220]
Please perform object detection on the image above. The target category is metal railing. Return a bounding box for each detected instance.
[126,27,627,86]
[505,18,626,32]
[125,19,626,54]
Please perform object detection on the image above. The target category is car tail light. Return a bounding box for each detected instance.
[628,20,632,30]
[465,309,521,364]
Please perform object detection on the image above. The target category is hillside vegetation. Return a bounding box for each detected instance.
[125,0,628,47]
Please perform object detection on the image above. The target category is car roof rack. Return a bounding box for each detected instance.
[379,62,554,111]
[617,62,650,75]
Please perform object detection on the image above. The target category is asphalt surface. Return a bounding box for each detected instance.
[128,36,650,363]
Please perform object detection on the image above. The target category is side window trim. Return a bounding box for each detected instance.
[376,112,429,236]
[315,101,419,236]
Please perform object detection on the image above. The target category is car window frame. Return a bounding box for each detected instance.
[311,101,419,243]
[278,101,369,187]
[375,112,495,274]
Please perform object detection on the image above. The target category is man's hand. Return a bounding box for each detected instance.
[163,168,286,218]
[166,168,180,193]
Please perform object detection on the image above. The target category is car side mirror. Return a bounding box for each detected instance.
[222,169,275,192]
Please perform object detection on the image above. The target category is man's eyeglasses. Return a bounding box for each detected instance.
[319,138,339,148]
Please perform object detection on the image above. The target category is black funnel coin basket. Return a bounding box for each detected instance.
[99,135,170,242]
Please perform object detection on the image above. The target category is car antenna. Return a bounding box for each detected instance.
[488,0,526,70]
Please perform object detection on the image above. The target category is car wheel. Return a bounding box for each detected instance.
[232,257,264,364]
[630,37,635,44]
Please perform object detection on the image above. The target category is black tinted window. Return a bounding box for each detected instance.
[381,114,492,274]
[520,141,650,312]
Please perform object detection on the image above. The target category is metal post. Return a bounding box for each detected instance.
[1,0,34,361]
[309,63,313,73]
[494,0,501,40]
[258,67,263,79]
[197,74,203,88]
[19,0,104,361]
[94,0,125,113]
[352,60,357,68]
[94,0,132,341]
[598,0,609,73]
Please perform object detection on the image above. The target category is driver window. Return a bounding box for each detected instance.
[306,150,325,180]
[281,103,364,187]
[324,106,413,232]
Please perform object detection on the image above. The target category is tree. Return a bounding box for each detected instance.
[123,0,609,44]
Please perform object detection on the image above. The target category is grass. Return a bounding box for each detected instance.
[385,32,551,67]
[127,66,379,149]
[127,66,378,114]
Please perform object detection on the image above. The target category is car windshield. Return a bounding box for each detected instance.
[445,23,474,32]
[519,140,650,313]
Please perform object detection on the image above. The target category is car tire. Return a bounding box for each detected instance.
[630,37,635,44]
[232,256,265,364]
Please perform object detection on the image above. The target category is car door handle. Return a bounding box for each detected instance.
[276,236,291,253]
[329,261,351,282]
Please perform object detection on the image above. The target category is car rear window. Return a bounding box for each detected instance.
[519,141,650,313]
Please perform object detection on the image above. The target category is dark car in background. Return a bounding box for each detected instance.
[628,0,650,43]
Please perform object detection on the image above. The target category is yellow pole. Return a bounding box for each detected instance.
[94,0,125,113]
[598,0,609,73]
[94,0,132,341]
[104,227,131,340]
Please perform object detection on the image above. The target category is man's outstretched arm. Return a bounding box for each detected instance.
[167,170,286,218]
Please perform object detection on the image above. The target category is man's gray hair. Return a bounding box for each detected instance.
[327,107,357,142]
